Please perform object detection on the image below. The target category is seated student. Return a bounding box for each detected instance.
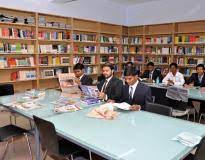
[185,64,205,87]
[73,63,93,85]
[97,63,123,102]
[122,67,152,111]
[141,62,163,83]
[162,63,185,86]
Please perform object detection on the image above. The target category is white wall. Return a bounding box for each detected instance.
[126,0,205,26]
[0,0,126,25]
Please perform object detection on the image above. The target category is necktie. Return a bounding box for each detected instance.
[102,80,108,93]
[199,76,202,83]
[129,86,133,100]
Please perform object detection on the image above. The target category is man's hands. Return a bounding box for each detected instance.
[130,105,141,111]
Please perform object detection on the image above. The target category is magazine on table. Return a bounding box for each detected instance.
[58,73,81,95]
[79,85,100,105]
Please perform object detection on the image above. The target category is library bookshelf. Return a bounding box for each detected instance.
[0,7,205,91]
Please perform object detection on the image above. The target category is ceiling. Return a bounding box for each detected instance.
[107,0,160,6]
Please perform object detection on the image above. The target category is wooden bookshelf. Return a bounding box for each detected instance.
[1,7,205,91]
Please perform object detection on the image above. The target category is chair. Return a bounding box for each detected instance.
[146,103,172,116]
[33,116,88,160]
[0,84,33,129]
[0,124,32,160]
[184,136,205,160]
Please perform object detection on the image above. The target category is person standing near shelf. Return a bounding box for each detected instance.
[121,66,152,111]
[97,63,123,103]
[73,63,93,85]
[184,64,205,88]
[162,62,185,86]
[141,62,163,83]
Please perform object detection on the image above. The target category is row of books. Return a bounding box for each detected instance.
[174,46,205,55]
[73,34,96,42]
[146,36,172,44]
[100,46,118,53]
[177,57,204,65]
[0,28,35,39]
[73,45,96,53]
[101,56,118,64]
[129,46,142,54]
[39,44,71,54]
[11,70,36,81]
[122,55,143,63]
[0,57,35,68]
[100,36,120,44]
[84,66,98,74]
[0,13,35,25]
[0,43,34,53]
[73,56,97,65]
[122,37,129,44]
[145,46,172,55]
[145,56,169,64]
[39,56,69,66]
[130,37,143,45]
[38,31,70,40]
[38,16,71,29]
[175,35,205,44]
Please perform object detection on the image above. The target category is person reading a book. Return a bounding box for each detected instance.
[162,63,185,86]
[73,63,93,85]
[97,63,123,103]
[184,64,205,88]
[121,67,152,111]
[141,62,163,83]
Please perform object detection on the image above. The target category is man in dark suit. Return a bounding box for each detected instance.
[185,64,205,87]
[73,63,93,85]
[122,67,152,111]
[97,63,123,102]
[141,62,163,83]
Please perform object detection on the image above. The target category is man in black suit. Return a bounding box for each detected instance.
[97,63,123,102]
[73,63,93,85]
[122,67,152,111]
[141,62,163,83]
[185,64,205,87]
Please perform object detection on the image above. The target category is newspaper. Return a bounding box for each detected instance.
[58,73,81,95]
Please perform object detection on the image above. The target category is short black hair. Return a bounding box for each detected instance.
[169,62,178,68]
[73,63,84,70]
[102,62,114,70]
[196,64,205,70]
[124,67,138,76]
[126,62,134,66]
[147,62,154,67]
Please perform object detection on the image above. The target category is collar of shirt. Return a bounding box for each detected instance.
[129,80,139,98]
[105,76,113,84]
[79,74,85,80]
[198,74,204,81]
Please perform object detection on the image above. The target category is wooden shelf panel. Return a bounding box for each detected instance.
[0,22,36,27]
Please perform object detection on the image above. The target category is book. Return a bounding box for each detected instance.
[146,36,172,44]
[74,45,96,53]
[38,31,70,40]
[100,46,118,53]
[0,27,34,39]
[73,34,96,42]
[0,43,34,53]
[175,35,205,44]
[100,36,120,44]
[11,70,36,81]
[39,44,70,54]
[130,37,142,45]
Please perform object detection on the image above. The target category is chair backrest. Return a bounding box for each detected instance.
[33,116,59,154]
[0,84,14,96]
[146,103,172,116]
[194,136,205,160]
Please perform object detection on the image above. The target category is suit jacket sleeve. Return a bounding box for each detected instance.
[141,70,149,79]
[145,87,153,106]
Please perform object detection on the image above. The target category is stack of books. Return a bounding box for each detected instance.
[73,34,96,42]
[130,37,142,45]
[100,36,120,44]
[146,36,172,44]
[38,31,70,40]
[100,46,118,53]
[175,35,205,44]
[39,44,71,54]
[73,45,96,53]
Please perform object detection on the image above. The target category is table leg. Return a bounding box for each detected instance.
[35,127,41,160]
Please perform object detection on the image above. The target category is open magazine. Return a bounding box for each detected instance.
[79,85,100,105]
[58,73,81,95]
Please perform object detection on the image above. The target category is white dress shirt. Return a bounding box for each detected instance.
[129,80,139,99]
[162,71,185,86]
